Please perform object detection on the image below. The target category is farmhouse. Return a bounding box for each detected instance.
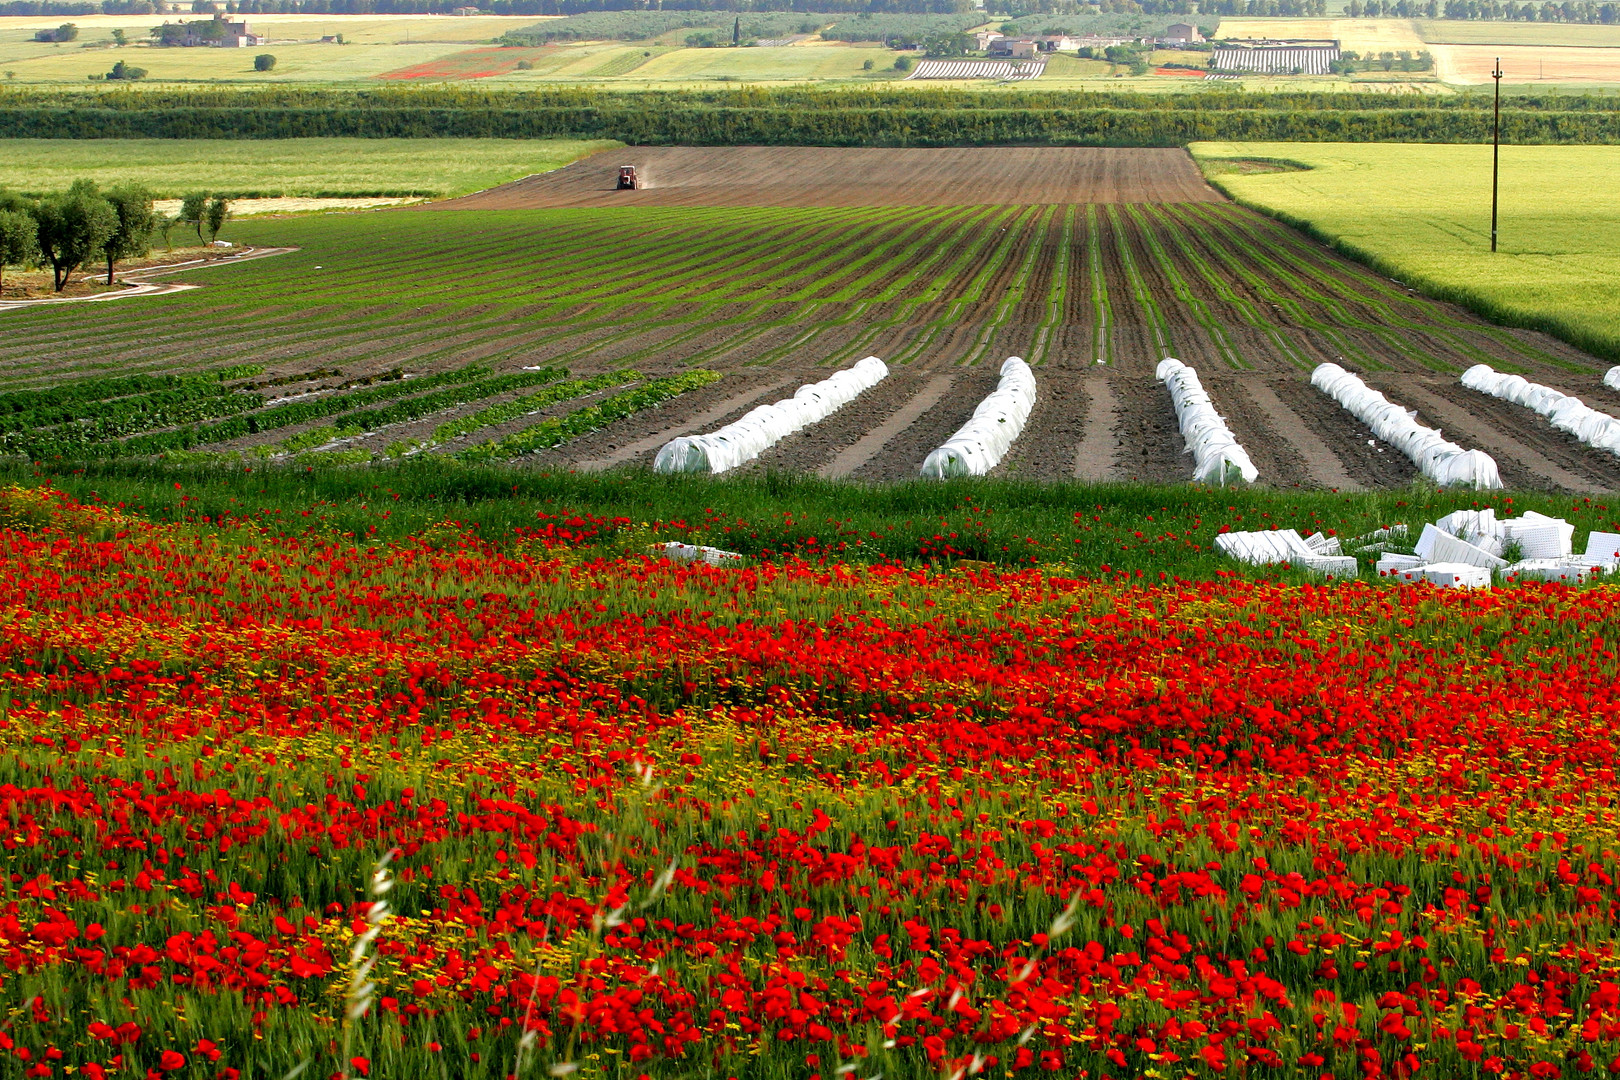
[986,37,1037,59]
[1211,38,1340,75]
[1162,22,1204,45]
[152,15,267,47]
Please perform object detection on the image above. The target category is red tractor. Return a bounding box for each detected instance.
[617,165,640,190]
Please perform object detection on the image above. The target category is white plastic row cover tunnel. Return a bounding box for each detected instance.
[653,357,888,474]
[1462,363,1620,456]
[1310,363,1502,489]
[919,357,1037,479]
[1155,358,1258,486]
[1606,366,1620,393]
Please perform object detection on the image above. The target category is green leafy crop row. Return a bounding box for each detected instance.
[460,371,721,462]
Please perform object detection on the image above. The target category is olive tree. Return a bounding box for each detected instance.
[33,180,116,291]
[203,195,230,243]
[0,208,39,293]
[178,191,208,242]
[102,185,156,285]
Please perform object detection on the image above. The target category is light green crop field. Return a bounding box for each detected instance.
[589,42,892,83]
[0,137,619,197]
[1,41,484,82]
[1190,141,1620,362]
[0,13,562,83]
[1415,19,1620,47]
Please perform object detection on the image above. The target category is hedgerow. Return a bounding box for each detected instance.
[10,104,1620,145]
[5,86,1620,145]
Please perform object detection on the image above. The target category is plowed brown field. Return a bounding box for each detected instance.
[430,147,1223,209]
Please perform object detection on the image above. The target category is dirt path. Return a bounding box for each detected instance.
[429,147,1224,210]
[818,372,957,479]
[1239,376,1364,490]
[1073,377,1119,481]
[1113,374,1190,484]
[0,247,296,313]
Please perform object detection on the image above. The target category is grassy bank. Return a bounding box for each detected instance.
[0,136,618,198]
[1191,141,1620,363]
[10,458,1616,579]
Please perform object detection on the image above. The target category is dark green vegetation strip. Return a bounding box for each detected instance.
[460,371,722,461]
[0,364,259,415]
[0,366,265,451]
[14,459,1620,582]
[4,87,1620,145]
[431,369,640,445]
[301,366,570,444]
[9,363,497,459]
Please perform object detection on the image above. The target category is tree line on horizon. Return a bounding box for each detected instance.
[0,184,230,294]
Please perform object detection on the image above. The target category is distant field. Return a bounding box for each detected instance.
[0,14,578,84]
[0,11,1434,89]
[1415,19,1620,47]
[1214,17,1429,54]
[1431,41,1620,84]
[1,41,489,82]
[0,138,618,198]
[1190,140,1620,362]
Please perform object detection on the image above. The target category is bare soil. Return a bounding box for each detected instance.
[428,147,1225,210]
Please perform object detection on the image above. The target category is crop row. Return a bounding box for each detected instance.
[0,376,254,442]
[1,202,1586,460]
[0,364,261,415]
[460,372,722,462]
[427,369,640,448]
[263,367,573,450]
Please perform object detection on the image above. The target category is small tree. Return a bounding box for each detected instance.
[254,53,275,70]
[33,181,117,291]
[155,211,178,250]
[55,22,78,40]
[178,191,208,242]
[107,61,148,80]
[0,208,39,294]
[203,195,230,243]
[112,28,127,46]
[102,185,156,285]
[893,55,912,71]
[862,58,874,70]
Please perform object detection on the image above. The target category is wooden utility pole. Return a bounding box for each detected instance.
[1492,57,1503,253]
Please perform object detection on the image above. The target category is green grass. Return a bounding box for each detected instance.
[12,457,1620,578]
[0,137,618,198]
[1190,141,1620,364]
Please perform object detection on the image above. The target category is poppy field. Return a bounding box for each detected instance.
[3,480,1620,1080]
